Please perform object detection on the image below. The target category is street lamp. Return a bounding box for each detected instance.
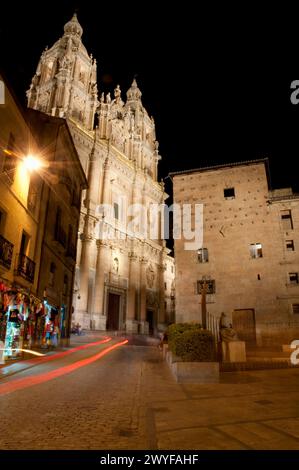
[23,155,45,171]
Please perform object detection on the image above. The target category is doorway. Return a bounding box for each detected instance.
[232,309,256,345]
[107,293,120,330]
[146,310,154,335]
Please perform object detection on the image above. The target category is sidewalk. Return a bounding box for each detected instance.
[138,347,299,449]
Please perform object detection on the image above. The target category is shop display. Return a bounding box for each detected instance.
[0,280,45,360]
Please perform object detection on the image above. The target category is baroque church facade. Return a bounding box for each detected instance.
[27,13,175,333]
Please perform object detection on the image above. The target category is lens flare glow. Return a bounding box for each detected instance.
[23,155,43,171]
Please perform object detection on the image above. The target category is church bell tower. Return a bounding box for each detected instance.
[27,13,98,131]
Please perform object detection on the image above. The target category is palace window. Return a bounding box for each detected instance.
[286,240,295,251]
[292,304,299,314]
[250,243,263,258]
[289,273,299,285]
[198,248,209,263]
[281,210,293,230]
[224,187,235,199]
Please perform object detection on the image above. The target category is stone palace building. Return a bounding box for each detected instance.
[27,13,175,333]
[171,159,299,347]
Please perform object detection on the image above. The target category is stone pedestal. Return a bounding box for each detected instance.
[172,361,219,384]
[222,340,246,362]
[93,315,107,331]
[125,319,139,334]
[139,321,149,335]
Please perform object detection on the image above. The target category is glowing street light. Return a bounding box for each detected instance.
[23,155,44,171]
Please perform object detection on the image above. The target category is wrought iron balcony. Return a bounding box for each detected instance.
[0,234,14,269]
[17,253,36,283]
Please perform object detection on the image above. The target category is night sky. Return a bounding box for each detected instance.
[1,1,299,196]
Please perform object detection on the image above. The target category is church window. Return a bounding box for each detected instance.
[114,202,119,220]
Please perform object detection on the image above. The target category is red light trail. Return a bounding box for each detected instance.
[0,339,128,397]
[5,337,112,368]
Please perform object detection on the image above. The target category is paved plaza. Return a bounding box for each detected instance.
[0,333,299,450]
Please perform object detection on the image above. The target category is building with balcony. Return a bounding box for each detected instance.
[0,73,87,357]
[171,159,299,347]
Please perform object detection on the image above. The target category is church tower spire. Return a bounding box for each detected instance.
[27,13,98,131]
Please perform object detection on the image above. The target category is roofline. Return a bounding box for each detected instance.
[169,158,272,189]
[169,158,269,177]
[27,108,88,189]
[0,70,34,128]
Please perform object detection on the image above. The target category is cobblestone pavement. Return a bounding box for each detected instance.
[0,334,299,450]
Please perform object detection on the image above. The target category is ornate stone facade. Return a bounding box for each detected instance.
[27,14,174,334]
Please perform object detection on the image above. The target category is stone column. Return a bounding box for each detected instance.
[92,240,108,330]
[139,256,148,334]
[126,252,139,333]
[75,141,99,329]
[158,262,166,328]
[76,225,93,329]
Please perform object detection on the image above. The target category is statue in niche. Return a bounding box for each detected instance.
[146,264,155,288]
[59,55,72,71]
[112,257,119,274]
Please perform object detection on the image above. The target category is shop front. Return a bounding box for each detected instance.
[0,279,71,361]
[0,279,42,361]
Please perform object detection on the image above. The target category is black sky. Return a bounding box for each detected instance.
[1,1,299,194]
